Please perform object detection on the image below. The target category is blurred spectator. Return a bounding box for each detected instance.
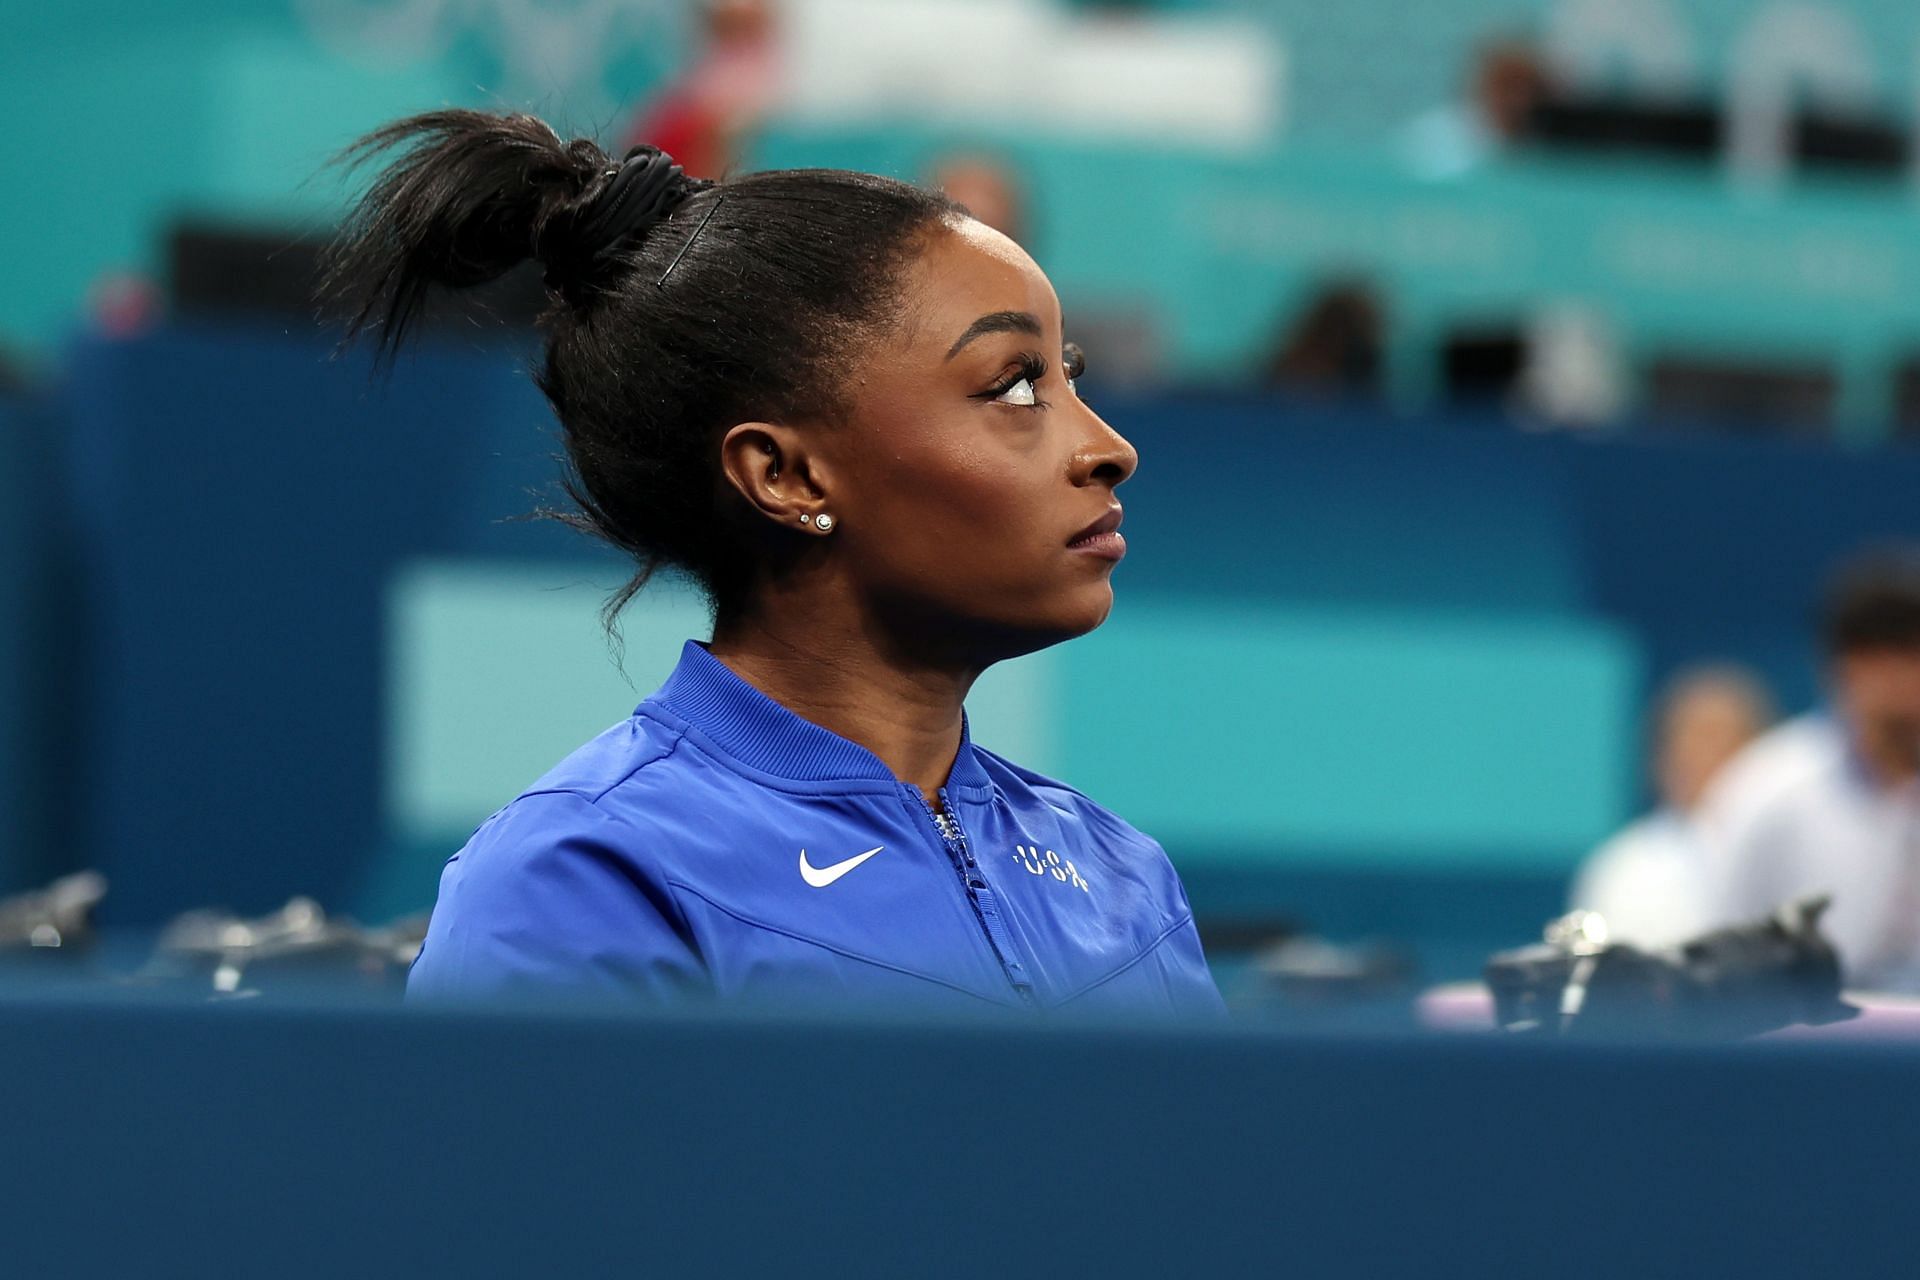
[622,0,781,179]
[929,151,1029,247]
[1263,279,1385,397]
[1515,303,1626,429]
[1569,667,1773,948]
[86,271,162,341]
[1403,38,1554,179]
[1695,550,1920,989]
[1440,304,1625,429]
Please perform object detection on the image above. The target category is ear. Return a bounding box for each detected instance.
[718,422,834,530]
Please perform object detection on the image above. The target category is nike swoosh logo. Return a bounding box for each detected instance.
[799,846,884,888]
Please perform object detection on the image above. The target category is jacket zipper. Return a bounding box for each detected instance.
[923,788,1035,1003]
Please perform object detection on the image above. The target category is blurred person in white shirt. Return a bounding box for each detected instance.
[1570,667,1773,947]
[1695,551,1920,990]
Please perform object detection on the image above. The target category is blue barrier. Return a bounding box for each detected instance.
[62,322,609,923]
[0,396,73,893]
[0,990,1912,1279]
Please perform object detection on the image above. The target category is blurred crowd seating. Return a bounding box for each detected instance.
[16,1,1920,440]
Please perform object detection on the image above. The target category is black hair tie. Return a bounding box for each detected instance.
[539,147,691,293]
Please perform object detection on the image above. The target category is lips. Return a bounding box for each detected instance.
[1067,506,1126,562]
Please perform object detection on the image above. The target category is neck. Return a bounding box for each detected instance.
[708,605,980,805]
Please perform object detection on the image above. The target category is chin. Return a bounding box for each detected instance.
[1004,585,1116,655]
[919,582,1116,665]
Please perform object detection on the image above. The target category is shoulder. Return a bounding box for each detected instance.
[446,711,703,895]
[410,783,706,1003]
[969,746,1193,913]
[407,699,756,1002]
[1692,717,1857,892]
[972,746,1161,851]
[1700,715,1847,831]
[510,709,688,805]
[441,789,654,911]
[1586,811,1692,872]
[485,702,779,838]
[1573,810,1699,903]
[968,747,1219,1014]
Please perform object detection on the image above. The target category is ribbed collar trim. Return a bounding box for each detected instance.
[644,640,991,790]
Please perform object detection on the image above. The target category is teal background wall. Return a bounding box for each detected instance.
[382,563,1637,870]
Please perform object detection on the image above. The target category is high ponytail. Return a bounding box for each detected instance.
[322,110,609,357]
[322,107,962,623]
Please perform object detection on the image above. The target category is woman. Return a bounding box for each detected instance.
[329,110,1222,1016]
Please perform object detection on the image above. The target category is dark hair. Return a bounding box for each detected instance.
[322,109,960,621]
[1823,548,1920,655]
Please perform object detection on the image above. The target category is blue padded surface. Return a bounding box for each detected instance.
[0,993,1912,1279]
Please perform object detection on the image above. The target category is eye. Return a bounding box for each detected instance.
[994,376,1039,407]
[1063,341,1086,393]
[977,353,1051,408]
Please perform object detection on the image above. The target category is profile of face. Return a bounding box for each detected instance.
[1835,648,1920,776]
[1654,678,1769,813]
[727,217,1136,666]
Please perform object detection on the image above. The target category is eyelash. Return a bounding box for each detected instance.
[975,343,1089,407]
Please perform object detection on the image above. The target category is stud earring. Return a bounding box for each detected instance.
[814,514,836,533]
[798,513,811,525]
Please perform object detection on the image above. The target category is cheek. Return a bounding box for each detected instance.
[868,432,1055,549]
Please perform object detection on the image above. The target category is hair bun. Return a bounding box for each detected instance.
[536,147,693,294]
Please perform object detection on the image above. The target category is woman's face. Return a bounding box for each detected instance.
[813,217,1138,662]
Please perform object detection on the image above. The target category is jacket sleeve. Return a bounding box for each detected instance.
[406,790,708,1006]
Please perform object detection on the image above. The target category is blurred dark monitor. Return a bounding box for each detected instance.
[166,219,547,334]
[1527,93,1908,176]
[1526,93,1722,160]
[167,222,327,324]
[1440,327,1527,404]
[1794,111,1909,176]
[1644,354,1836,437]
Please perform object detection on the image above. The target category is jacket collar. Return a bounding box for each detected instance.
[646,640,992,790]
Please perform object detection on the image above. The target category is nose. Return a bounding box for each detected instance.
[1070,405,1138,489]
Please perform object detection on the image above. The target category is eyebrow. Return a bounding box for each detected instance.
[945,310,1044,361]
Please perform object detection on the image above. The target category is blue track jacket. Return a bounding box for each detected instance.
[409,641,1224,1016]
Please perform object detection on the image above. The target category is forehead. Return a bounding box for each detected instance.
[898,217,1060,346]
